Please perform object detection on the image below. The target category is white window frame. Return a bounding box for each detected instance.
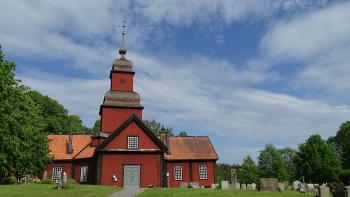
[174,165,183,181]
[127,136,139,149]
[199,165,207,180]
[80,165,88,183]
[52,167,62,183]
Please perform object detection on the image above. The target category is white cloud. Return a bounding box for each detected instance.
[135,0,274,26]
[259,1,350,103]
[0,0,331,67]
[135,0,330,26]
[261,1,350,61]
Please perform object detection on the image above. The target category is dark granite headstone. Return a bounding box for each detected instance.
[331,183,345,197]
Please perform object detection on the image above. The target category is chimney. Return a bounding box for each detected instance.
[159,126,167,146]
[67,134,73,154]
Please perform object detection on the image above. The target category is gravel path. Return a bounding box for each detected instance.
[109,188,144,197]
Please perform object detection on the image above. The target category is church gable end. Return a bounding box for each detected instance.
[97,114,167,152]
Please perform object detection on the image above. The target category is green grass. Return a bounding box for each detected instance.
[0,184,119,197]
[138,188,315,197]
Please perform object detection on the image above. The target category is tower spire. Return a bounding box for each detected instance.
[118,19,128,57]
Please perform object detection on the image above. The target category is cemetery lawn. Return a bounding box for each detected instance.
[137,188,315,197]
[0,184,119,197]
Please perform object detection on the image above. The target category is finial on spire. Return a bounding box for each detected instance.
[118,19,128,56]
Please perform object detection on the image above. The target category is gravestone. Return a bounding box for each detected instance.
[278,182,285,192]
[180,182,188,188]
[260,178,278,192]
[319,186,330,197]
[236,183,241,189]
[300,183,306,192]
[57,172,62,190]
[241,184,246,189]
[252,183,257,190]
[211,183,218,189]
[62,171,67,188]
[331,183,345,197]
[230,169,238,189]
[221,181,229,190]
[247,184,252,190]
[306,184,316,193]
[345,186,350,197]
[283,181,289,190]
[293,180,301,190]
[190,182,200,188]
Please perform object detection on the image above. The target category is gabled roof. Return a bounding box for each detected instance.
[48,134,94,160]
[97,114,167,152]
[165,136,218,161]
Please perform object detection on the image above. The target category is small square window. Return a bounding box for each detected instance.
[127,136,139,149]
[199,165,207,180]
[52,167,62,183]
[80,165,88,182]
[174,165,182,181]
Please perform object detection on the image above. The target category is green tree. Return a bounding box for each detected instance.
[27,90,86,134]
[327,121,350,168]
[143,119,174,136]
[258,144,287,181]
[177,131,188,137]
[65,115,86,134]
[279,147,297,181]
[216,163,239,183]
[238,155,259,184]
[0,47,51,179]
[92,119,101,133]
[295,134,341,183]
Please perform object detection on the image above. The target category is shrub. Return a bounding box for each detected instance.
[65,179,76,189]
[41,179,55,184]
[1,176,17,184]
[8,176,16,184]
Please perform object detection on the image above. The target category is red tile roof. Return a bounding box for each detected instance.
[48,135,94,160]
[74,144,96,159]
[165,136,218,161]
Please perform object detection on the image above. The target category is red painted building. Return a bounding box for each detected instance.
[44,46,218,188]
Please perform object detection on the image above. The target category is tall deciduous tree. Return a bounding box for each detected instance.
[92,119,101,133]
[295,134,341,183]
[143,119,174,136]
[327,121,350,168]
[279,147,297,182]
[28,90,87,134]
[0,47,51,179]
[177,131,188,137]
[238,155,259,184]
[258,144,287,181]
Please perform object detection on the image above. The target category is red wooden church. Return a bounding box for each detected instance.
[44,44,218,188]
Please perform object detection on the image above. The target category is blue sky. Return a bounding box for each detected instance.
[1,0,350,163]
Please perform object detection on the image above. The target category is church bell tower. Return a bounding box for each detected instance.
[99,22,143,135]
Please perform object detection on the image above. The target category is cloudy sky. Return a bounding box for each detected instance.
[1,0,350,163]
